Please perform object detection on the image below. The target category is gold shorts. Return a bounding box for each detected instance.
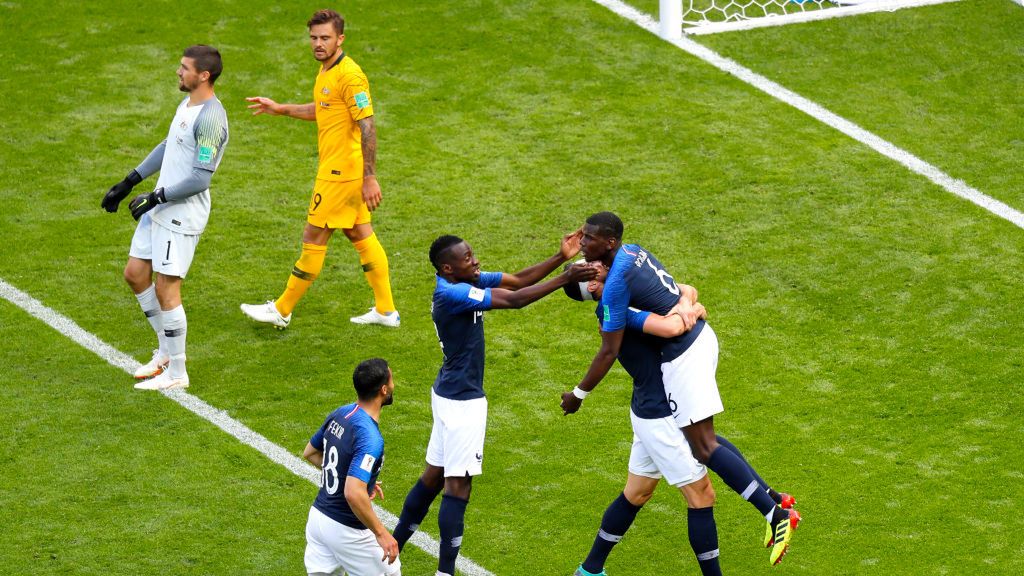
[307,178,370,230]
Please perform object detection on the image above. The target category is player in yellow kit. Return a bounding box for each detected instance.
[241,9,399,329]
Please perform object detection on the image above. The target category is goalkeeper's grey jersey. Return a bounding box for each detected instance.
[151,96,229,235]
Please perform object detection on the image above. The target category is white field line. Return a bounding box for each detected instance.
[0,278,495,576]
[682,0,961,36]
[591,0,1024,230]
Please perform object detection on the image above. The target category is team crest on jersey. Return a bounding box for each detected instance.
[179,120,188,130]
[354,91,370,109]
[321,87,330,95]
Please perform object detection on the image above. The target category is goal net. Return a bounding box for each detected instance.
[659,0,962,36]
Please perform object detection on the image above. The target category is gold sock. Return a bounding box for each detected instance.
[352,233,395,314]
[276,242,327,316]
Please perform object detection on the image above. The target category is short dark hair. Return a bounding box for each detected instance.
[353,358,390,401]
[585,211,623,241]
[308,9,345,34]
[183,45,222,84]
[429,235,463,271]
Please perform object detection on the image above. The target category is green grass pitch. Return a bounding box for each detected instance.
[2,0,1023,574]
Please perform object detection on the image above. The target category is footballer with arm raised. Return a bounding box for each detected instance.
[241,8,399,330]
[388,229,596,576]
[564,211,801,567]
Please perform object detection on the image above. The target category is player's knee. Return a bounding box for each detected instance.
[681,476,715,508]
[624,489,653,507]
[123,264,147,290]
[689,438,718,464]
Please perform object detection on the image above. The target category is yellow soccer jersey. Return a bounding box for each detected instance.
[314,53,374,183]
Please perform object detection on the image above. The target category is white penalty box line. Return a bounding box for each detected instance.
[0,278,496,576]
[592,0,1024,231]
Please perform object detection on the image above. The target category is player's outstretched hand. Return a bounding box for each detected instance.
[245,96,282,116]
[560,392,583,415]
[362,175,382,211]
[101,170,143,213]
[128,189,165,221]
[369,481,384,501]
[564,263,598,283]
[560,227,584,260]
[376,532,399,565]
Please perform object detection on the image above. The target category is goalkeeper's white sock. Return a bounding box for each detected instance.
[135,285,168,356]
[162,305,187,378]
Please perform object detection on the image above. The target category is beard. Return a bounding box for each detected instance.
[382,391,394,406]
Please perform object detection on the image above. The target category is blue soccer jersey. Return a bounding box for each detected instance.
[601,244,705,363]
[594,303,673,419]
[310,403,385,530]
[431,271,504,400]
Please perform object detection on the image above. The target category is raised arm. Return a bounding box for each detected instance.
[498,228,583,289]
[246,96,316,120]
[489,263,596,310]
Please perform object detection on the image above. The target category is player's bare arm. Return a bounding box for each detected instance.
[498,228,584,290]
[491,263,596,309]
[357,116,381,211]
[561,328,623,415]
[344,476,400,564]
[245,96,316,120]
[302,442,324,468]
[644,301,708,338]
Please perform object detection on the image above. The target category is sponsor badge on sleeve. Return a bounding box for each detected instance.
[354,91,370,109]
[360,454,376,472]
[468,287,485,302]
[198,145,214,163]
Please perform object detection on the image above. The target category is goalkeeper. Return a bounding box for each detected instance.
[101,45,229,391]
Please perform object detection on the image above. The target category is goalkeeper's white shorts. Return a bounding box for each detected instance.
[129,212,200,278]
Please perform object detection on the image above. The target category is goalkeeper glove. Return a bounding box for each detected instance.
[129,188,167,221]
[101,169,143,213]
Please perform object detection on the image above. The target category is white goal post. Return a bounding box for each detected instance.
[658,0,963,37]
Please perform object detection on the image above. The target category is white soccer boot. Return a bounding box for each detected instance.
[134,371,190,390]
[240,300,291,329]
[134,349,169,379]
[350,307,400,328]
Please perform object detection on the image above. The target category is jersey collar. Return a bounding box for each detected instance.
[323,51,346,73]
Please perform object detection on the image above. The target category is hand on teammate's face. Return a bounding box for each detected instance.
[565,263,598,283]
[560,227,584,259]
